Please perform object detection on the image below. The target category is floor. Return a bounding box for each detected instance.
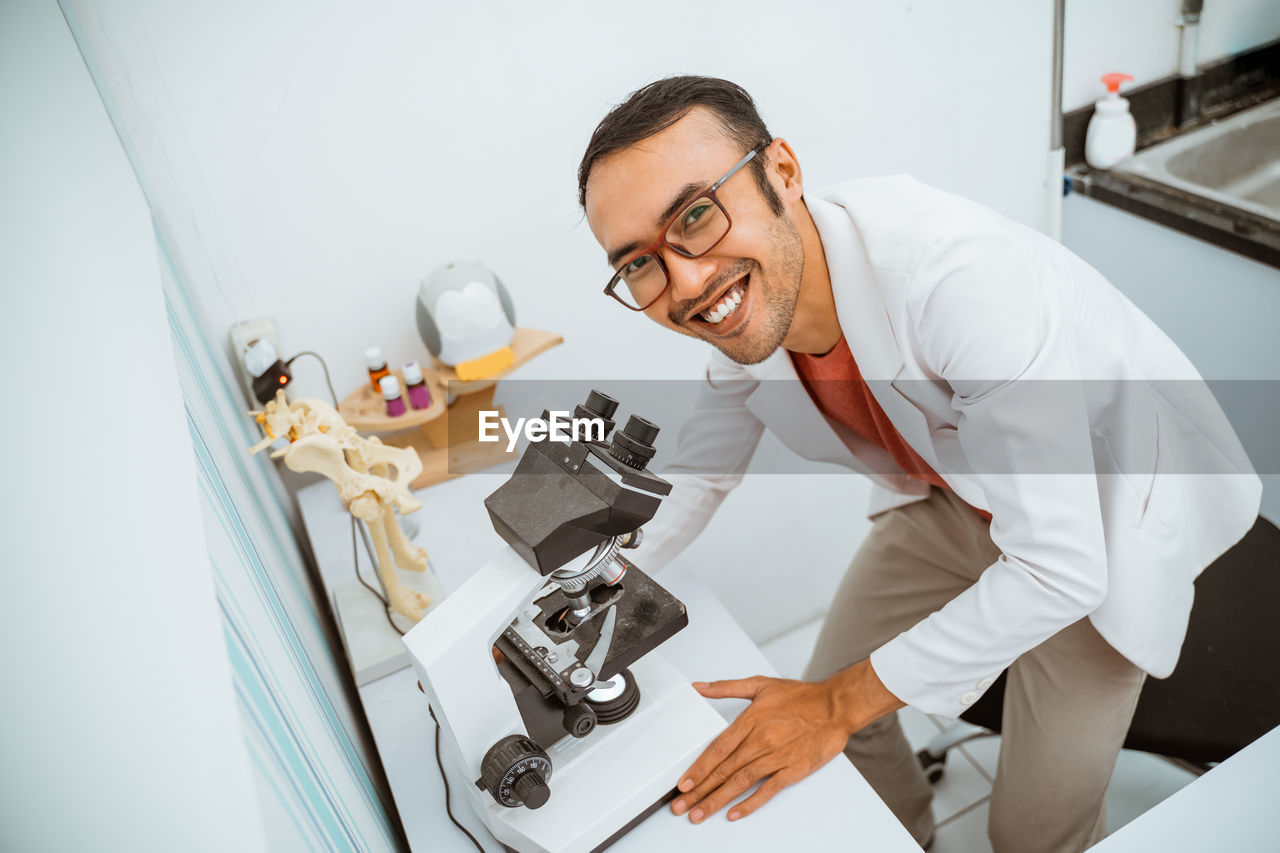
[758,618,1199,852]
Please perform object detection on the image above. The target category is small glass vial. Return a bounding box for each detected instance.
[379,375,406,417]
[402,361,432,410]
[366,346,390,393]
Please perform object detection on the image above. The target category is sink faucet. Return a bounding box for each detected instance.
[1176,0,1204,127]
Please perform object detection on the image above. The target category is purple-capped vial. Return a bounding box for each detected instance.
[380,375,406,417]
[402,361,432,410]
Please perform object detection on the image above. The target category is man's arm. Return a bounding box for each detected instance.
[634,355,767,572]
[870,226,1106,717]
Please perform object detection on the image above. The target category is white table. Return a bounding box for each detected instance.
[1091,725,1280,852]
[297,471,920,852]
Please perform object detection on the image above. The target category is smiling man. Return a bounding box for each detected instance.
[578,77,1260,852]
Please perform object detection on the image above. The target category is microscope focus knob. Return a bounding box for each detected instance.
[512,771,551,810]
[480,735,553,809]
[562,701,598,738]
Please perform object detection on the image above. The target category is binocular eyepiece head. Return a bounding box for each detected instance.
[484,390,671,575]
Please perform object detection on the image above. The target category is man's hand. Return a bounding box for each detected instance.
[672,659,904,823]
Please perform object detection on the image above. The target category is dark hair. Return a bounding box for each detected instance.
[577,75,782,215]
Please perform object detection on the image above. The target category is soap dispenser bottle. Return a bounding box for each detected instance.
[1085,72,1136,169]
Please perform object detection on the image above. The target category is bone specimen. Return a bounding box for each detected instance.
[248,391,432,622]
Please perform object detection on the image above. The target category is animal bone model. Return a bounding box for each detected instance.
[248,390,433,622]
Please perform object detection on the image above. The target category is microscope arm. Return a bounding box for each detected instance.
[402,547,545,781]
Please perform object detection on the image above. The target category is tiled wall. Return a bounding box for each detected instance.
[6,1,400,845]
[1063,0,1280,109]
[162,240,401,850]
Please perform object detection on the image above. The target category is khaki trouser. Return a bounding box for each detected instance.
[802,488,1146,852]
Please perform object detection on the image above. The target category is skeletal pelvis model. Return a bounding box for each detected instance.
[248,390,432,622]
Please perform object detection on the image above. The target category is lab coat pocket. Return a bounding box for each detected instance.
[1085,376,1163,528]
[1140,389,1253,535]
[1091,416,1160,529]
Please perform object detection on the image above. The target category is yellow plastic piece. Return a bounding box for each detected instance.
[455,346,515,382]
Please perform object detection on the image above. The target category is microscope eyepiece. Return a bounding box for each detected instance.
[583,390,619,420]
[622,415,659,446]
[574,390,619,439]
[608,415,659,471]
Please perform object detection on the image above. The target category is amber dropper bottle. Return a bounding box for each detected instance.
[365,346,390,393]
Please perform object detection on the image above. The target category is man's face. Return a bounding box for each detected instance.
[584,109,803,365]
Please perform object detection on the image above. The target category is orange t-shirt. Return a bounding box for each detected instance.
[790,335,991,520]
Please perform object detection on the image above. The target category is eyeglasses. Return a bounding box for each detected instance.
[603,142,767,311]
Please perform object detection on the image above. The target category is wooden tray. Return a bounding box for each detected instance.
[336,327,563,490]
[337,368,447,432]
[336,327,563,432]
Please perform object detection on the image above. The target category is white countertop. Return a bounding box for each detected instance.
[1091,725,1280,852]
[297,470,920,851]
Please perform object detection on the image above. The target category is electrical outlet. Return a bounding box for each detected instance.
[229,318,279,407]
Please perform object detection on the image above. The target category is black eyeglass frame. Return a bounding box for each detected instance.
[603,142,768,312]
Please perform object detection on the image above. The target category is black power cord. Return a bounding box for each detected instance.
[351,515,405,637]
[429,706,487,852]
[288,348,483,849]
[284,348,405,636]
[285,350,339,407]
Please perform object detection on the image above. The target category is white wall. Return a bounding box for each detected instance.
[66,0,1054,396]
[0,2,266,849]
[63,0,1055,643]
[1063,0,1280,110]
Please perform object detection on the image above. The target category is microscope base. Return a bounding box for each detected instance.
[471,652,726,853]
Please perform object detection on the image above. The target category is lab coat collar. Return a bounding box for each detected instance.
[812,193,940,471]
[804,194,906,383]
[735,191,941,481]
[735,194,897,381]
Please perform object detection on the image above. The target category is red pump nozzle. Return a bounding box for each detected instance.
[1100,72,1134,94]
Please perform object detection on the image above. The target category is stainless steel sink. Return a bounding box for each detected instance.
[1114,97,1280,224]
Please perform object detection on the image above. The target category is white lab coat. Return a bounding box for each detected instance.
[638,176,1261,718]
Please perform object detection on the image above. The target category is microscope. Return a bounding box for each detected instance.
[402,391,726,853]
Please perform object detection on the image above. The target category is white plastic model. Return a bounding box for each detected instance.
[416,260,518,381]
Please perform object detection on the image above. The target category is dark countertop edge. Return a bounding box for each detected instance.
[1067,166,1280,271]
